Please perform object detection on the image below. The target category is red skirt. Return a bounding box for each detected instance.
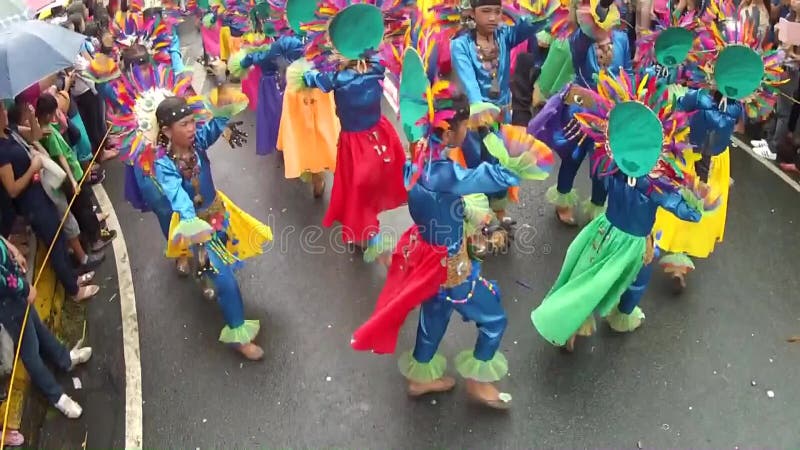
[351,226,448,354]
[323,116,407,243]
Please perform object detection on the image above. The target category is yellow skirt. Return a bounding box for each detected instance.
[166,190,273,261]
[219,26,244,61]
[276,87,340,179]
[653,149,730,258]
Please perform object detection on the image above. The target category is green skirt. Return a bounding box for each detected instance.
[532,214,646,346]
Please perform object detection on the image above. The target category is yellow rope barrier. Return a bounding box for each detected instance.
[0,125,111,448]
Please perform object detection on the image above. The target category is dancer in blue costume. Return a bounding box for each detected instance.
[152,94,272,360]
[546,0,630,225]
[229,0,304,157]
[90,9,190,271]
[351,44,552,409]
[531,70,718,351]
[289,0,410,263]
[449,0,551,243]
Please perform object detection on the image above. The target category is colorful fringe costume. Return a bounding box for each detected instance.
[532,71,719,346]
[289,0,412,256]
[352,39,554,406]
[544,0,630,223]
[86,11,186,239]
[649,0,787,289]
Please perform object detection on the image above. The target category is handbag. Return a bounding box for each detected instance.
[9,130,67,192]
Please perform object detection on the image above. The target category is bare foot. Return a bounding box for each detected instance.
[556,206,577,226]
[407,376,456,396]
[175,257,190,277]
[237,342,264,360]
[671,273,686,295]
[376,252,392,269]
[564,334,577,353]
[311,173,325,198]
[464,379,512,409]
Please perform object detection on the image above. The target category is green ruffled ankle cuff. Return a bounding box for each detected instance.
[659,252,695,271]
[171,218,213,246]
[582,199,606,220]
[363,234,396,263]
[606,306,645,333]
[219,320,260,344]
[545,185,579,208]
[454,350,508,382]
[398,351,446,383]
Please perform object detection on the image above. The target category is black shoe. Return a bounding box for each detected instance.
[78,252,105,274]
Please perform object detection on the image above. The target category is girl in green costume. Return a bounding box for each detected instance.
[531,70,719,351]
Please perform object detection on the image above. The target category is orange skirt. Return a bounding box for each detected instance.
[276,88,340,178]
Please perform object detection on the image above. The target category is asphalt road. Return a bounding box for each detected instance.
[100,21,800,448]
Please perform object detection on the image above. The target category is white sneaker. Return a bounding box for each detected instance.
[750,139,768,147]
[55,394,82,419]
[752,143,777,160]
[69,347,92,370]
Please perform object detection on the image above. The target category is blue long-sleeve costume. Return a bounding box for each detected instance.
[552,22,632,211]
[451,18,545,211]
[408,157,519,367]
[240,35,304,155]
[241,36,304,75]
[618,89,741,309]
[303,56,385,132]
[153,118,255,338]
[608,173,702,314]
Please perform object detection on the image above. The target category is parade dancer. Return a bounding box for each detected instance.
[230,0,339,198]
[447,0,554,250]
[653,0,786,291]
[545,0,630,225]
[150,88,271,360]
[89,14,192,273]
[351,43,554,407]
[531,71,718,351]
[287,0,410,263]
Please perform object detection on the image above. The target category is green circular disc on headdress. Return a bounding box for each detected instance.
[607,101,664,178]
[286,0,317,35]
[713,44,765,100]
[654,27,694,67]
[251,1,276,37]
[328,4,384,60]
[399,48,430,143]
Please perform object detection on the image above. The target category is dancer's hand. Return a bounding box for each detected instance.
[224,121,247,148]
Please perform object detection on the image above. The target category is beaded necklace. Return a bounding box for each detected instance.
[475,33,501,99]
[168,145,204,206]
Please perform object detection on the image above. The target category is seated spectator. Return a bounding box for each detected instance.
[0,236,92,419]
[35,94,117,253]
[0,101,99,302]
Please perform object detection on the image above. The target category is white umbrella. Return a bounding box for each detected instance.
[0,19,86,99]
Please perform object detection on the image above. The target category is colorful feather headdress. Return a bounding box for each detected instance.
[572,70,694,187]
[633,9,699,72]
[690,0,787,117]
[111,11,175,66]
[428,0,562,39]
[300,0,411,68]
[104,61,208,175]
[202,0,253,35]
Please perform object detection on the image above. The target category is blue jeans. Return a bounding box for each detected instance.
[412,262,507,363]
[0,299,70,405]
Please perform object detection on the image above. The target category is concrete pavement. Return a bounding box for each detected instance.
[96,21,800,448]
